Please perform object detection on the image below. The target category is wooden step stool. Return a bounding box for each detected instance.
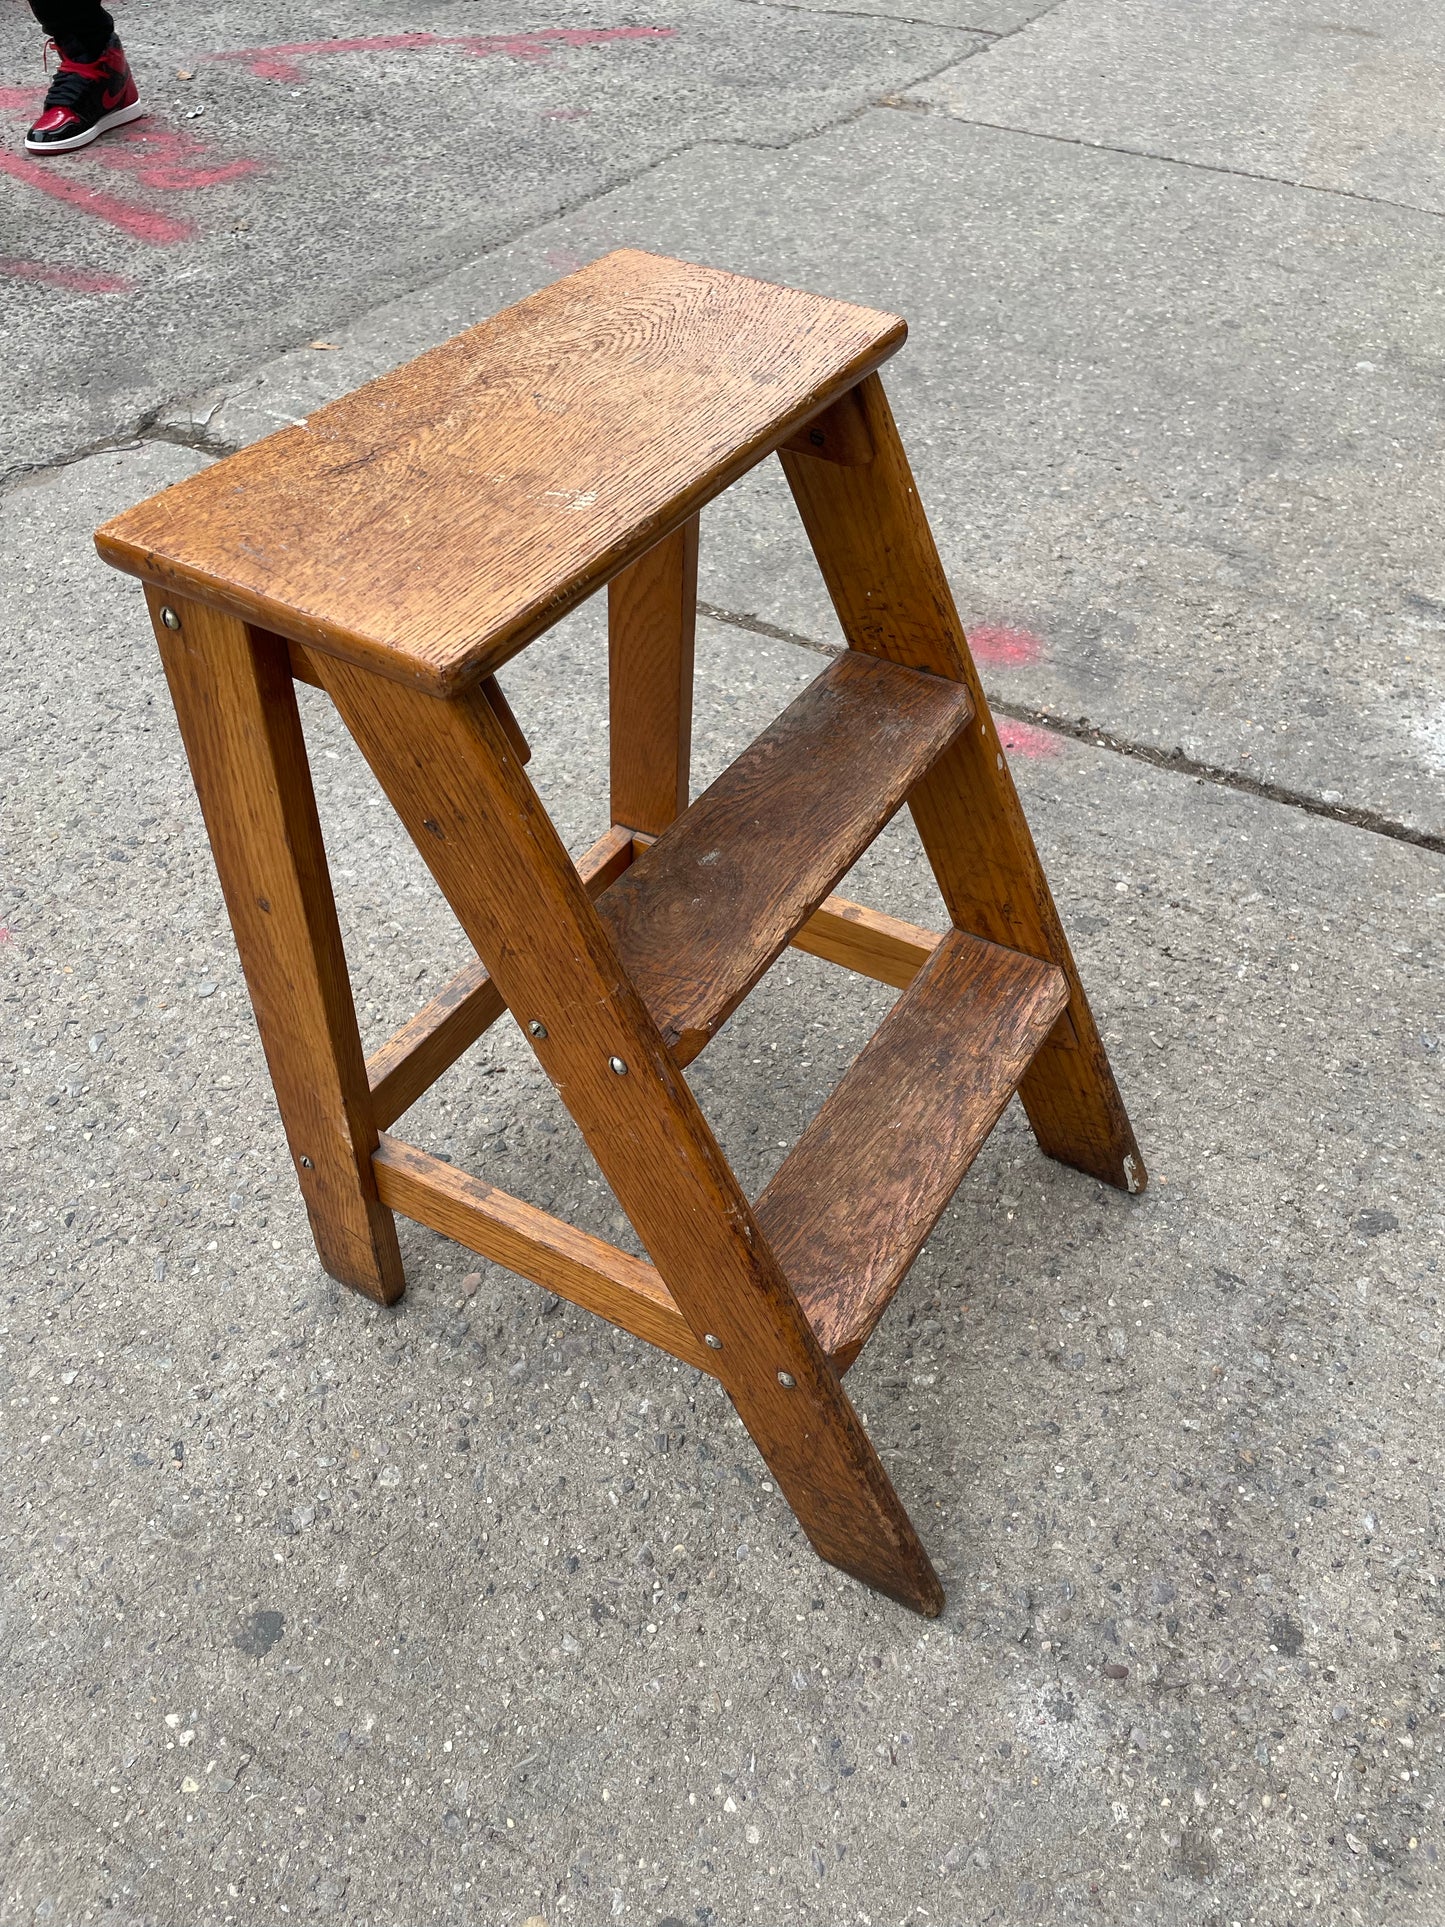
[96,250,1144,1617]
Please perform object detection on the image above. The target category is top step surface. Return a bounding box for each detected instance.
[94,251,906,695]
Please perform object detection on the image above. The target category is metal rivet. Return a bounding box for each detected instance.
[159,606,181,631]
[299,1156,314,1170]
[608,1056,628,1076]
[777,1371,796,1389]
[528,1019,548,1039]
[704,1334,723,1351]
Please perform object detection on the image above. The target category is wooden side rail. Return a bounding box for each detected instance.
[367,824,636,1127]
[373,1134,717,1374]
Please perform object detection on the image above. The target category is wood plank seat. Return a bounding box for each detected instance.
[95,250,1147,1621]
[94,250,904,696]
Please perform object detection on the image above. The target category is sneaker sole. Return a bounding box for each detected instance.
[24,100,145,154]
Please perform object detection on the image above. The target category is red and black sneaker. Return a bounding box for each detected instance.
[25,35,143,153]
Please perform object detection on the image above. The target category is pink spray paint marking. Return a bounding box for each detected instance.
[0,85,43,112]
[95,124,262,192]
[0,255,134,292]
[997,718,1064,761]
[967,622,1044,668]
[203,26,674,84]
[0,151,193,243]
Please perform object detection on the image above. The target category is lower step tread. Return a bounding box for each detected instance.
[755,927,1069,1365]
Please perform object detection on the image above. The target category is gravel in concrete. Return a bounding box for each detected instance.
[154,112,1445,843]
[0,0,982,480]
[912,0,1445,210]
[3,440,1444,1925]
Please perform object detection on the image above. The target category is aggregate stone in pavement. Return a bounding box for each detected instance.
[912,0,1445,210]
[3,443,1444,1925]
[144,112,1445,846]
[0,0,981,482]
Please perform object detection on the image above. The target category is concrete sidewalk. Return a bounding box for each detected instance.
[2,3,1443,1924]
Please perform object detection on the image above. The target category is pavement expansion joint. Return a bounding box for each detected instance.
[699,602,1445,857]
[895,109,1445,224]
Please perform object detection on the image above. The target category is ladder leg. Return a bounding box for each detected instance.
[316,652,944,1616]
[608,515,699,836]
[149,592,405,1301]
[781,378,1146,1194]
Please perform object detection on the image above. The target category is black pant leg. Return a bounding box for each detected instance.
[28,0,116,59]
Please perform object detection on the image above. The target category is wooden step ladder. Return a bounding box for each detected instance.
[95,250,1145,1618]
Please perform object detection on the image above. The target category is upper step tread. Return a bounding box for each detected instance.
[755,927,1069,1364]
[94,252,904,694]
[598,651,973,1065]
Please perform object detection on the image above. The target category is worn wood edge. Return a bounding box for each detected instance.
[366,823,638,1128]
[373,1134,717,1375]
[93,338,905,697]
[788,896,943,991]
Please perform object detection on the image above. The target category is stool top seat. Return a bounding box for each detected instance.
[96,250,904,694]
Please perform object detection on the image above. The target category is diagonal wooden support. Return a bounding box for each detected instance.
[149,595,404,1303]
[780,376,1146,1196]
[312,650,944,1617]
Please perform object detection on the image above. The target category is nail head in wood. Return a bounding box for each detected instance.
[528,1019,548,1039]
[705,1333,723,1351]
[609,1055,629,1075]
[160,605,181,630]
[778,1371,796,1388]
[299,1155,314,1169]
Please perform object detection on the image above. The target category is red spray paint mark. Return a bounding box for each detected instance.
[0,151,193,242]
[0,85,44,111]
[0,255,135,292]
[202,26,673,83]
[544,247,588,271]
[96,124,262,191]
[967,623,1043,668]
[0,926,12,943]
[997,718,1064,760]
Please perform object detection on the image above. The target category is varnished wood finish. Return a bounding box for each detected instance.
[597,651,972,1065]
[609,517,698,836]
[373,1134,714,1373]
[781,384,875,466]
[790,894,942,991]
[479,676,531,766]
[315,654,943,1616]
[366,824,636,1128]
[149,591,403,1303]
[96,253,906,696]
[780,375,1146,1195]
[758,930,1068,1369]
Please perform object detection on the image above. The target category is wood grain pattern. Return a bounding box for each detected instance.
[781,375,1147,1195]
[96,252,906,696]
[781,383,875,466]
[608,517,698,836]
[598,651,972,1065]
[366,823,636,1128]
[790,894,942,991]
[758,929,1068,1369]
[315,652,943,1615]
[373,1134,714,1373]
[149,591,403,1303]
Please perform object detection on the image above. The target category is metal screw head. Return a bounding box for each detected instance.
[777,1371,796,1388]
[528,1019,548,1039]
[704,1333,723,1351]
[608,1055,628,1076]
[299,1155,314,1170]
[159,606,182,631]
